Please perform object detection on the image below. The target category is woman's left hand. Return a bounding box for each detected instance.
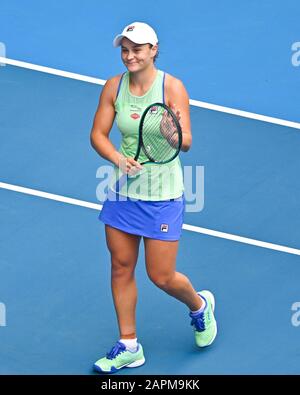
[169,103,181,123]
[159,103,181,147]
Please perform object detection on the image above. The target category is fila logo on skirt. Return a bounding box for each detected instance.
[160,224,169,232]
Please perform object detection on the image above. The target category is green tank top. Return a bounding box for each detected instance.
[110,69,184,201]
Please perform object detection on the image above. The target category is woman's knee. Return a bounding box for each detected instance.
[111,254,137,278]
[147,270,175,289]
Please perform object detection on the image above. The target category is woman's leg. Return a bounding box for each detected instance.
[143,238,203,311]
[105,225,141,338]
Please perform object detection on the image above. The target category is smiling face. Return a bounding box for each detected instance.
[121,37,158,72]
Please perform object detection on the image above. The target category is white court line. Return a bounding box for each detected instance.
[1,182,300,256]
[0,56,106,85]
[1,56,300,130]
[0,182,102,211]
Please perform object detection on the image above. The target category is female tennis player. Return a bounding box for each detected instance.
[90,22,217,374]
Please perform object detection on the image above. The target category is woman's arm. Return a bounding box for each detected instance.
[90,76,143,174]
[165,75,192,152]
[90,76,123,167]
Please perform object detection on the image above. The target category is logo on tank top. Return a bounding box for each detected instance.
[130,104,142,120]
[160,224,169,233]
[131,113,140,120]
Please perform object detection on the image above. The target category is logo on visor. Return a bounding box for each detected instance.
[126,26,135,32]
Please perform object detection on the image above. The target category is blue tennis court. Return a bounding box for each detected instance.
[1,62,300,374]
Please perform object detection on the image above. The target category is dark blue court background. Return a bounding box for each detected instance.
[0,0,299,122]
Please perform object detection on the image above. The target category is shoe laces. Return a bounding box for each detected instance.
[190,311,205,332]
[106,341,126,360]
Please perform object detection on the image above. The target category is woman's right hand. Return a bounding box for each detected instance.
[117,154,143,176]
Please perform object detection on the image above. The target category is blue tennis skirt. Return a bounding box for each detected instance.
[99,189,185,241]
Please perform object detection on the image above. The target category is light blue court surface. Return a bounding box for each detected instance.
[1,65,300,375]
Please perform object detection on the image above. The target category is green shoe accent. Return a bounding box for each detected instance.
[190,290,217,347]
[93,341,145,374]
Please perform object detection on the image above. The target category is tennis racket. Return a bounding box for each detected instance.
[114,102,182,193]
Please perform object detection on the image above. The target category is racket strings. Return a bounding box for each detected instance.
[142,109,180,162]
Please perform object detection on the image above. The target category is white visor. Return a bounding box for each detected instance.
[113,22,158,47]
